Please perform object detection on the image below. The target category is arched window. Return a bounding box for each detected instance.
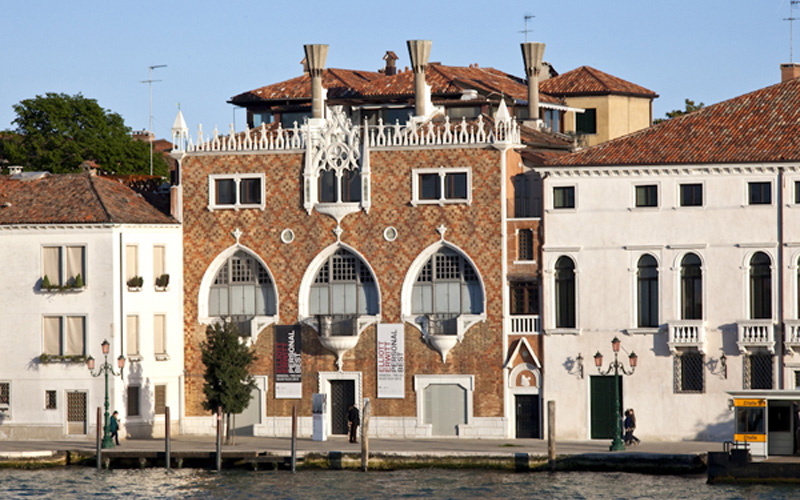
[309,249,377,317]
[680,253,702,320]
[750,252,771,319]
[411,248,483,316]
[637,255,658,328]
[317,166,361,204]
[555,256,575,328]
[208,251,276,334]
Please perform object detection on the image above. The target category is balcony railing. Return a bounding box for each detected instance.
[426,314,458,336]
[737,319,775,354]
[506,315,541,335]
[667,320,706,354]
[784,320,800,354]
[317,315,358,337]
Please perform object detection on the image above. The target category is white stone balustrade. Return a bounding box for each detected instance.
[506,315,541,335]
[784,320,800,354]
[667,320,706,354]
[736,319,775,354]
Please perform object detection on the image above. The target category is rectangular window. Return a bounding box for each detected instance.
[680,183,703,207]
[209,174,265,210]
[675,352,704,393]
[553,186,575,209]
[127,386,140,417]
[154,314,167,356]
[153,245,166,281]
[510,282,539,315]
[0,382,9,412]
[575,108,597,134]
[795,181,800,204]
[43,316,85,356]
[517,229,534,261]
[126,315,139,357]
[42,245,85,287]
[635,185,658,207]
[749,182,771,205]
[154,385,166,415]
[745,354,773,389]
[125,245,139,282]
[45,390,57,410]
[412,168,472,205]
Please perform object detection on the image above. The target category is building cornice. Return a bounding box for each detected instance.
[538,162,800,178]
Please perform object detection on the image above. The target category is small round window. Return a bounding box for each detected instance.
[281,229,295,244]
[383,226,398,242]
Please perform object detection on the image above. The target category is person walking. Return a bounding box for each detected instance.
[109,411,121,446]
[624,408,640,447]
[347,404,360,443]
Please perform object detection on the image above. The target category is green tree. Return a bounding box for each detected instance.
[200,322,257,445]
[654,98,705,124]
[0,93,168,175]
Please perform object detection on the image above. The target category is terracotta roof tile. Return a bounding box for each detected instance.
[230,68,384,104]
[547,78,800,166]
[540,66,657,98]
[0,173,176,225]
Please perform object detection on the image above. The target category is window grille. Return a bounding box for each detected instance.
[154,385,166,415]
[435,254,461,280]
[745,354,773,390]
[518,229,534,261]
[332,252,357,281]
[315,262,329,284]
[0,382,9,408]
[45,390,57,410]
[214,264,228,285]
[127,386,140,417]
[675,352,704,393]
[417,261,432,282]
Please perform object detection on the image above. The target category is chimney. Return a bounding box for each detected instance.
[383,51,398,76]
[781,63,800,83]
[521,42,546,124]
[407,40,432,117]
[303,44,329,119]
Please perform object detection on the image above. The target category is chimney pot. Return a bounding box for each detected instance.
[521,42,546,123]
[781,63,800,83]
[407,40,433,117]
[303,44,329,119]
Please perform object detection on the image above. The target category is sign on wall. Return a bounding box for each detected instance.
[275,325,302,399]
[377,323,405,398]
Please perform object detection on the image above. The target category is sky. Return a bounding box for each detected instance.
[1,0,798,142]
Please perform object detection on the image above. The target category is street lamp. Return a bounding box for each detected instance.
[594,336,637,452]
[86,340,125,449]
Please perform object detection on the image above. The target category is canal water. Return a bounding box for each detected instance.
[0,468,796,499]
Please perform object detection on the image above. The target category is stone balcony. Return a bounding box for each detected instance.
[667,320,706,354]
[736,319,775,354]
[506,315,541,335]
[785,319,800,355]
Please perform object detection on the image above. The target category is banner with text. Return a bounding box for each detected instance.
[377,323,405,398]
[275,325,302,399]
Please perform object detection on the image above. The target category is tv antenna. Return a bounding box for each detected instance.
[141,64,167,176]
[785,0,800,62]
[519,15,535,42]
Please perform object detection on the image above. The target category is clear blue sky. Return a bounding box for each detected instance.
[1,0,797,141]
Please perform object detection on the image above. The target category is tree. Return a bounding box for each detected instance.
[200,322,257,445]
[653,98,705,124]
[0,93,168,175]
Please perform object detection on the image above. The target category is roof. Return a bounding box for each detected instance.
[229,68,384,104]
[546,78,800,166]
[0,173,177,225]
[539,66,657,98]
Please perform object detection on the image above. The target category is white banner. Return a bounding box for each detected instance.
[377,323,404,398]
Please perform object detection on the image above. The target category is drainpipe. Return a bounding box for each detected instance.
[778,167,785,389]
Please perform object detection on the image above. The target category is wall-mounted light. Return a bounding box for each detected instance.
[576,353,584,379]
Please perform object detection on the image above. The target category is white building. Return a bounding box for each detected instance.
[0,171,182,439]
[539,67,800,444]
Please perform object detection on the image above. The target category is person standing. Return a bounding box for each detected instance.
[624,408,640,446]
[347,404,360,443]
[109,411,121,446]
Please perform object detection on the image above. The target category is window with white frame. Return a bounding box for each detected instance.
[749,252,772,320]
[126,315,139,357]
[127,385,140,417]
[154,314,167,357]
[554,256,576,328]
[635,185,658,208]
[748,181,771,205]
[208,174,265,210]
[309,249,378,325]
[680,183,703,207]
[517,229,534,261]
[680,253,702,320]
[43,316,85,356]
[154,385,166,415]
[0,382,9,413]
[42,245,85,288]
[412,167,471,206]
[411,248,483,318]
[744,353,773,389]
[45,390,57,410]
[153,245,168,289]
[674,351,704,393]
[125,245,139,286]
[553,186,575,209]
[637,255,659,328]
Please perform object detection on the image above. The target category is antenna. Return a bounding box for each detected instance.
[519,15,535,42]
[785,0,800,62]
[141,64,167,176]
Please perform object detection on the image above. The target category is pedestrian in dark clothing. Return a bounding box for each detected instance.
[624,408,640,447]
[109,411,121,445]
[347,404,360,443]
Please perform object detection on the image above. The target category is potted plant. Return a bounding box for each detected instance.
[155,273,170,289]
[127,276,144,289]
[73,273,84,288]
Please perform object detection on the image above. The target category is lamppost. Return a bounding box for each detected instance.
[86,340,125,449]
[593,336,638,452]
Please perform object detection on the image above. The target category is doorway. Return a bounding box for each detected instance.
[515,394,541,438]
[330,379,355,435]
[66,391,87,435]
[423,384,467,436]
[590,376,622,439]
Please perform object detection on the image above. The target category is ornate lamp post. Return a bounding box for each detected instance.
[594,336,638,452]
[86,340,125,449]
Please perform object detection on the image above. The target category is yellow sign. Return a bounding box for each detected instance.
[734,433,766,442]
[734,399,766,407]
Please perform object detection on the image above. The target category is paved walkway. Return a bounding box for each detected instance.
[0,435,722,458]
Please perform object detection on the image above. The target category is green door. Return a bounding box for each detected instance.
[590,376,622,439]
